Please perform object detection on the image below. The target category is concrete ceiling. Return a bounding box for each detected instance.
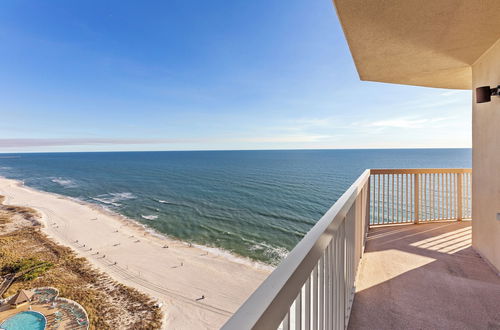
[332,0,500,89]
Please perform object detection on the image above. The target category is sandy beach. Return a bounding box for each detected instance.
[0,177,271,329]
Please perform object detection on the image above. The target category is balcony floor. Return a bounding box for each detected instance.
[348,221,500,329]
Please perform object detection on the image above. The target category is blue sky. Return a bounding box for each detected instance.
[0,0,471,153]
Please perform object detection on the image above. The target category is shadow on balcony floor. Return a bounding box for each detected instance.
[348,221,500,330]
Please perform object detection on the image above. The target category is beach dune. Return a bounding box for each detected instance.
[0,177,271,329]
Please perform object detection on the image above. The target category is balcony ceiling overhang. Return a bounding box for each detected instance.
[332,0,500,90]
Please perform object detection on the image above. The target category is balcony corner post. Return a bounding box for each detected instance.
[366,174,371,232]
[414,174,419,224]
[457,173,463,221]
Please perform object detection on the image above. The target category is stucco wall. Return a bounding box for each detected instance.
[472,39,500,274]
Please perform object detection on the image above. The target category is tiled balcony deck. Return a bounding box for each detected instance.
[349,221,500,329]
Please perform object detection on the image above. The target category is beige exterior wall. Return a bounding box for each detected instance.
[472,39,500,274]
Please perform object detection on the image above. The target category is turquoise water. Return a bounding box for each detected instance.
[0,149,471,265]
[0,311,46,330]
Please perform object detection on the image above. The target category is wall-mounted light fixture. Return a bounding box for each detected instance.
[476,85,500,103]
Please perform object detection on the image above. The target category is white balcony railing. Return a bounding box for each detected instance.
[223,170,370,330]
[370,169,472,225]
[222,168,471,330]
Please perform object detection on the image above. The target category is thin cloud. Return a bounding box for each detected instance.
[272,116,354,133]
[241,134,334,143]
[363,117,452,129]
[0,138,198,148]
[366,118,427,128]
[0,135,336,149]
[293,117,335,127]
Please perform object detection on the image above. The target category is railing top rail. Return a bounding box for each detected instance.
[222,169,371,330]
[370,168,472,174]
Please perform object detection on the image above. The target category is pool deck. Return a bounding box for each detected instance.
[0,301,86,329]
[348,221,500,329]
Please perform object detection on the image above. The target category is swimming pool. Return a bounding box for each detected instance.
[0,311,46,330]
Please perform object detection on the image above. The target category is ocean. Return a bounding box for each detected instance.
[0,149,471,265]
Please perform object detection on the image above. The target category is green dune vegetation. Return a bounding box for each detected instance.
[1,257,53,281]
[0,196,163,329]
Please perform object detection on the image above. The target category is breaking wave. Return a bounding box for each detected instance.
[51,177,78,188]
[141,214,158,220]
[249,242,289,266]
[92,192,136,207]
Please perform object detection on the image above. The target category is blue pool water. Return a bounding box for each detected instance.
[0,311,46,330]
[0,149,471,265]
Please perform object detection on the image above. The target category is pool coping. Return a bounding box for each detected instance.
[0,310,47,329]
